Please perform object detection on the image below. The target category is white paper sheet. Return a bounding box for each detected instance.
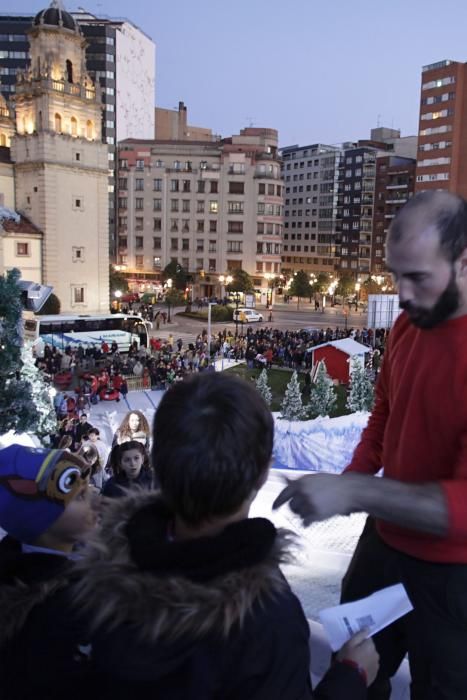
[319,583,413,652]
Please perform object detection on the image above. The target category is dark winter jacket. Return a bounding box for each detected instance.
[72,492,367,699]
[0,537,91,700]
[101,467,153,498]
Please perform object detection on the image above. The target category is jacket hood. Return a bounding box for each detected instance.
[74,491,295,644]
[0,536,70,645]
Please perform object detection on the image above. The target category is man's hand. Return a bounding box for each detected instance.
[337,629,380,687]
[272,473,356,526]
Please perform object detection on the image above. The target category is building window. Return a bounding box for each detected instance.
[171,199,179,212]
[197,220,204,232]
[70,116,77,137]
[135,218,144,231]
[209,220,217,233]
[197,201,205,213]
[258,183,266,195]
[118,197,128,209]
[153,198,162,211]
[209,201,218,214]
[228,221,243,233]
[153,218,161,231]
[170,179,179,192]
[16,242,29,256]
[73,197,83,210]
[72,286,85,304]
[55,113,62,133]
[210,181,218,194]
[153,179,162,191]
[229,181,244,194]
[135,178,144,191]
[208,240,216,252]
[170,238,178,250]
[196,239,204,252]
[182,180,191,192]
[197,180,206,193]
[153,237,161,249]
[227,241,243,253]
[182,200,190,212]
[118,178,127,190]
[136,236,144,248]
[196,258,204,270]
[86,120,93,140]
[170,219,178,232]
[228,201,244,214]
[136,160,145,170]
[135,255,144,267]
[135,198,144,210]
[182,238,189,251]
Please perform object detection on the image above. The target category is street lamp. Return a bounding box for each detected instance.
[355,281,361,305]
[219,274,233,299]
[165,278,173,322]
[264,272,276,308]
[207,301,217,364]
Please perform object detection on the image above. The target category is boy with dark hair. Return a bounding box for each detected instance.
[74,373,377,698]
[0,445,97,699]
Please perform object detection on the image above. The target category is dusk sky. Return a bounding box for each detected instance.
[10,0,467,146]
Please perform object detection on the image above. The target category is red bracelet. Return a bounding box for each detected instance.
[339,659,368,686]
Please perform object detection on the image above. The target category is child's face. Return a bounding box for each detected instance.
[120,449,144,480]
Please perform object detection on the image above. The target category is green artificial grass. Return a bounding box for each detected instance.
[225,365,350,416]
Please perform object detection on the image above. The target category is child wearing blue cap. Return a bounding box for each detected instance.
[0,444,97,699]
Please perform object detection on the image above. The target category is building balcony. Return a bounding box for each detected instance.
[386,183,408,189]
[386,197,408,204]
[15,75,96,101]
[254,171,280,179]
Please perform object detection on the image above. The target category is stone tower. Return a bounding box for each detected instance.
[10,0,109,312]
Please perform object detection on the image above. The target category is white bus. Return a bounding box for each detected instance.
[23,313,152,355]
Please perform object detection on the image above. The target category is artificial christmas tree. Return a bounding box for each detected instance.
[308,360,337,418]
[280,371,306,420]
[20,343,57,441]
[0,269,56,441]
[346,356,375,413]
[255,368,272,406]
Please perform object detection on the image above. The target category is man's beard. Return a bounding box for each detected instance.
[399,268,460,329]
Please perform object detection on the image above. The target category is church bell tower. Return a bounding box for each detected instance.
[11,0,109,312]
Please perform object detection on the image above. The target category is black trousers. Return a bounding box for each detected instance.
[341,517,467,700]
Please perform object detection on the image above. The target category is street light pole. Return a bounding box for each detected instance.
[207,302,216,363]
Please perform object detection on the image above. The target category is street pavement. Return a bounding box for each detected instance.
[150,302,370,345]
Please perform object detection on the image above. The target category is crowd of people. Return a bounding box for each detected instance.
[2,190,467,698]
[38,324,388,417]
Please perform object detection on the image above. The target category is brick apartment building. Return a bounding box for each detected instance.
[415,59,466,196]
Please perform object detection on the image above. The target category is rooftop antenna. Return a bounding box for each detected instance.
[376,113,381,128]
[245,116,255,127]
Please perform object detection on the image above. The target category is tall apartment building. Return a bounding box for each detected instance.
[415,59,465,197]
[0,5,156,255]
[116,128,284,299]
[373,156,416,274]
[280,144,341,275]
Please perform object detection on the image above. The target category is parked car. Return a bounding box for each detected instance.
[233,308,264,323]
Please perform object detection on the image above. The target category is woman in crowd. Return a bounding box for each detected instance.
[112,410,150,449]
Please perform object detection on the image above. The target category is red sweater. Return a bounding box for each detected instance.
[345,311,467,562]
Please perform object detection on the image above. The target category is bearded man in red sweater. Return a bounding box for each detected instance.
[274,189,467,700]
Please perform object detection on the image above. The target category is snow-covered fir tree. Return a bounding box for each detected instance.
[308,360,337,418]
[280,371,306,420]
[20,343,57,441]
[346,356,375,413]
[0,268,56,441]
[255,368,272,406]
